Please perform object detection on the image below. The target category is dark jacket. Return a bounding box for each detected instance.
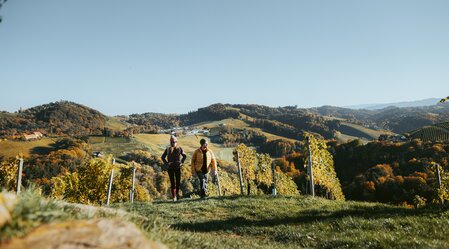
[161,146,187,169]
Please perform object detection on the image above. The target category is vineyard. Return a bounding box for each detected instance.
[406,122,449,142]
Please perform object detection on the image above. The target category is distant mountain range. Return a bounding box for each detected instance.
[344,98,440,110]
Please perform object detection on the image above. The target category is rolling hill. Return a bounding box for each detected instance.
[0,101,394,162]
[6,100,448,163]
[0,101,106,137]
[312,103,449,134]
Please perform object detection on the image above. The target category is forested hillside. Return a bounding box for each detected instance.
[125,103,344,140]
[0,101,106,137]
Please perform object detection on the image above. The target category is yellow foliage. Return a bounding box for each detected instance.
[303,133,345,200]
[0,159,18,191]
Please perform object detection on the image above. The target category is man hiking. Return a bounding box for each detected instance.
[161,135,187,201]
[191,138,217,199]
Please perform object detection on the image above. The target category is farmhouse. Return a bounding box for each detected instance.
[22,131,44,141]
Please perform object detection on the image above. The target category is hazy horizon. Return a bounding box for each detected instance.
[1,1,448,115]
[0,97,444,117]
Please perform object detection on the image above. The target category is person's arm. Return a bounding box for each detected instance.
[191,150,197,173]
[210,151,217,174]
[161,148,168,164]
[180,147,187,164]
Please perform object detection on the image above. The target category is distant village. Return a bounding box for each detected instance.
[157,123,227,137]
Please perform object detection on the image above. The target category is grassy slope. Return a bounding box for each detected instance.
[89,137,149,157]
[338,122,392,140]
[4,191,449,249]
[133,134,235,162]
[105,116,128,131]
[116,196,449,249]
[335,133,371,145]
[0,138,57,158]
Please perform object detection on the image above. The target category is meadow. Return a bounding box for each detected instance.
[3,190,449,249]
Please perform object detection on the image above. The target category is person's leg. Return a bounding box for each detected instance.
[198,172,208,198]
[197,172,203,197]
[175,168,181,198]
[168,168,176,199]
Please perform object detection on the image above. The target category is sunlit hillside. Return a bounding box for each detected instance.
[0,138,57,158]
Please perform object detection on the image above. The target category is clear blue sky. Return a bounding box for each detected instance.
[1,1,448,115]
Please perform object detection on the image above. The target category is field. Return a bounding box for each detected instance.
[105,116,128,131]
[87,134,235,162]
[335,133,369,144]
[338,122,391,141]
[0,138,57,159]
[133,134,235,162]
[3,191,449,249]
[88,136,149,157]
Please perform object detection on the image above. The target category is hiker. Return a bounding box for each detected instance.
[191,138,217,198]
[161,135,187,201]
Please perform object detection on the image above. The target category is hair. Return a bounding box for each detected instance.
[170,135,178,143]
[200,138,206,145]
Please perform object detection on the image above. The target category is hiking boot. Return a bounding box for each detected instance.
[173,196,177,202]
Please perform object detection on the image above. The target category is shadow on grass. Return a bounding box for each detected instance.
[152,195,252,205]
[172,203,449,233]
[30,146,56,155]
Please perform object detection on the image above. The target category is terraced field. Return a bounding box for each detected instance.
[406,122,449,142]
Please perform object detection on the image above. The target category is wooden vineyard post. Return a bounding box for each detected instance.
[272,161,277,196]
[236,152,245,196]
[16,158,24,194]
[306,137,315,197]
[130,163,136,203]
[216,164,222,196]
[106,169,114,206]
[436,163,442,190]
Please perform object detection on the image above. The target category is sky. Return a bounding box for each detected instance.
[1,1,448,116]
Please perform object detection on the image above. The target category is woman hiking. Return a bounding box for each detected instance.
[161,135,187,201]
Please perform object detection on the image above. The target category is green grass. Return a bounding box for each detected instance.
[105,116,128,131]
[3,192,449,248]
[114,196,449,249]
[89,136,149,157]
